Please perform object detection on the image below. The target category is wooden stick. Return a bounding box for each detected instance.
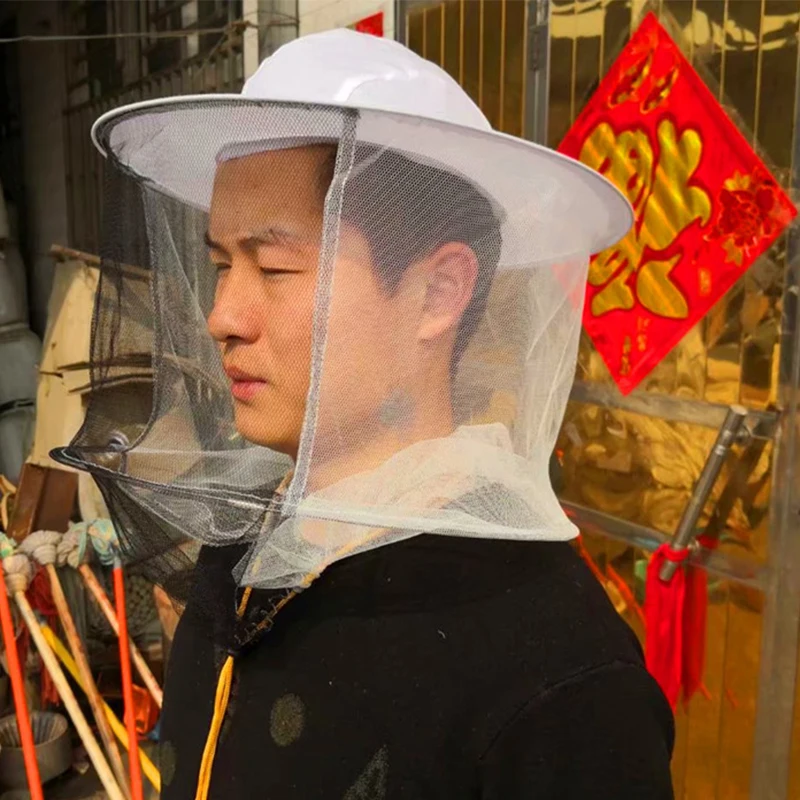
[79,564,163,708]
[45,564,132,799]
[41,624,161,792]
[0,564,43,800]
[48,244,150,281]
[13,589,127,800]
[114,565,144,800]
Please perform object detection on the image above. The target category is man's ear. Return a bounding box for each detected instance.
[417,243,479,343]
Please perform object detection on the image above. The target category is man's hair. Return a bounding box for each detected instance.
[318,145,503,373]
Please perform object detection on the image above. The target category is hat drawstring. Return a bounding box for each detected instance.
[194,586,254,800]
[194,655,235,800]
[193,526,388,800]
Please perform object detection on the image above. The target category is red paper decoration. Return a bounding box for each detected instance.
[559,12,796,394]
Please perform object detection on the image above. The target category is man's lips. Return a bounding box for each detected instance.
[224,366,267,402]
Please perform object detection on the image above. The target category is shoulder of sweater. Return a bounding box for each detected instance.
[478,659,674,765]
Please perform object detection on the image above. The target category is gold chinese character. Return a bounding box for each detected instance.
[579,119,711,319]
[609,51,653,107]
[641,67,678,114]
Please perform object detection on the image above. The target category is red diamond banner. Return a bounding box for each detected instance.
[558,12,797,394]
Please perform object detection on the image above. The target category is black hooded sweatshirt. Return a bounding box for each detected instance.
[158,535,674,799]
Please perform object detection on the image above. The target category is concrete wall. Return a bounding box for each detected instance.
[298,0,395,40]
[15,0,69,336]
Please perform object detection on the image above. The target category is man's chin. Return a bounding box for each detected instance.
[233,408,297,458]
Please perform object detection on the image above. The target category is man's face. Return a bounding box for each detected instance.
[206,146,414,459]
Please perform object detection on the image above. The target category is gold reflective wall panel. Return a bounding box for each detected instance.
[406,0,528,135]
[407,1,800,797]
[406,1,796,560]
[550,3,799,797]
[554,0,797,568]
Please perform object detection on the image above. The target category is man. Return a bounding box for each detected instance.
[56,30,674,799]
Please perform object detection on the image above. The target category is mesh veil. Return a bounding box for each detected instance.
[53,100,593,599]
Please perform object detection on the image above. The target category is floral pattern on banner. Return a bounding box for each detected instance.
[710,170,785,267]
[558,12,797,395]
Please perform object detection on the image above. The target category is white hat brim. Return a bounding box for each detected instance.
[92,94,633,261]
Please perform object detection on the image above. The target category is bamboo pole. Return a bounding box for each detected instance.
[0,562,43,800]
[79,564,163,708]
[44,564,132,799]
[114,564,144,800]
[42,624,161,792]
[12,587,126,800]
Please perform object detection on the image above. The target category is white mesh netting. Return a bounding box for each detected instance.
[54,100,592,592]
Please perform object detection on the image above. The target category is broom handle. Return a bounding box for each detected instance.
[0,565,43,800]
[45,565,131,800]
[14,590,126,800]
[41,624,161,792]
[79,565,163,708]
[114,565,144,800]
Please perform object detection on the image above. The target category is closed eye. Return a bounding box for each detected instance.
[260,267,302,279]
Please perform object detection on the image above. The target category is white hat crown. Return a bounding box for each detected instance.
[243,29,491,132]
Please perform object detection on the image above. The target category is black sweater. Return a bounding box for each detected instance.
[159,535,674,799]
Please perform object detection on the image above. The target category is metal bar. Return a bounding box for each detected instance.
[524,0,550,144]
[520,0,528,136]
[750,21,800,795]
[422,4,427,58]
[659,405,748,581]
[478,0,484,108]
[569,379,777,439]
[499,0,507,128]
[719,0,729,93]
[459,0,465,86]
[440,3,445,69]
[569,0,577,124]
[753,0,766,146]
[598,0,605,76]
[398,3,408,46]
[562,501,766,590]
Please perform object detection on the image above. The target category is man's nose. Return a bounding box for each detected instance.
[207,264,262,343]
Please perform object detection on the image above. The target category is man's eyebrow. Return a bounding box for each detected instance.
[239,227,303,250]
[204,228,305,253]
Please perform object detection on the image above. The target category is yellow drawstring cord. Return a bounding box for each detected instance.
[192,522,387,800]
[194,655,234,800]
[193,587,253,800]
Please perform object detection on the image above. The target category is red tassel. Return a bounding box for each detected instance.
[645,544,689,708]
[681,564,707,703]
[681,535,718,705]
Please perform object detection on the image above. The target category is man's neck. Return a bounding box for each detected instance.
[305,384,454,493]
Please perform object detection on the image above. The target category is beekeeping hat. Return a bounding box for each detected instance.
[53,30,632,594]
